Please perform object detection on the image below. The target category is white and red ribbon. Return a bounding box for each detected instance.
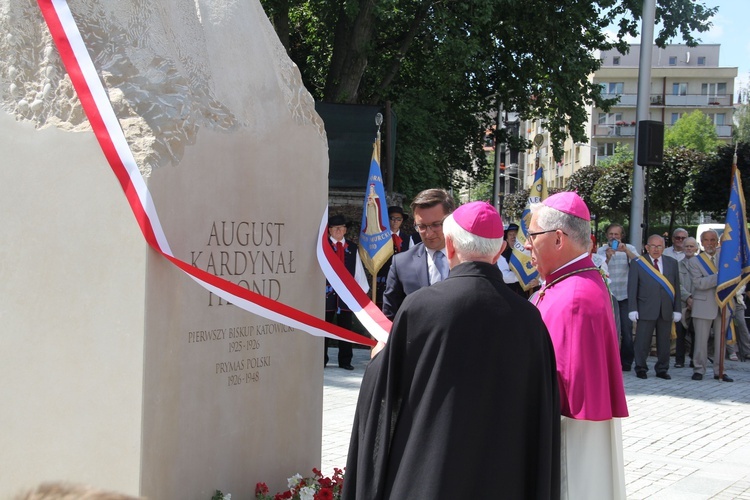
[37,0,378,347]
[316,212,392,343]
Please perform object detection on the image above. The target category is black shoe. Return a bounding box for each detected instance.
[674,363,684,368]
[636,372,647,379]
[656,372,671,380]
[714,374,734,382]
[622,365,632,372]
[340,364,354,370]
[692,373,703,381]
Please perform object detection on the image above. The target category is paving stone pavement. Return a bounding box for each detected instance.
[323,347,750,499]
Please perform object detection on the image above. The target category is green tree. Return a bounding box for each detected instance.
[648,147,707,234]
[597,143,633,168]
[591,161,633,222]
[566,164,603,216]
[261,0,716,198]
[689,143,750,219]
[503,189,530,222]
[735,80,750,146]
[664,110,720,152]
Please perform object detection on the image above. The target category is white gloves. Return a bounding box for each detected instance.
[673,312,682,323]
[628,311,639,322]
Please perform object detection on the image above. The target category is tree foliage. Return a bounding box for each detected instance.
[689,143,750,219]
[664,110,720,152]
[648,147,707,232]
[735,81,750,146]
[260,0,716,199]
[566,164,604,216]
[591,161,633,222]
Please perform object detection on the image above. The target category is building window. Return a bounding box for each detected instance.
[599,82,624,95]
[708,113,726,125]
[702,82,727,96]
[672,83,687,96]
[670,113,683,125]
[597,143,616,157]
[697,56,706,66]
[598,112,622,124]
[669,56,677,66]
[613,56,621,66]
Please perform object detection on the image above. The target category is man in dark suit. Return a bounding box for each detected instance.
[382,188,455,319]
[628,234,681,380]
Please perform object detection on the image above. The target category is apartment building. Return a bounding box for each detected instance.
[519,44,737,190]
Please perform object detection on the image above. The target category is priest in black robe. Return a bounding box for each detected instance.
[342,201,560,500]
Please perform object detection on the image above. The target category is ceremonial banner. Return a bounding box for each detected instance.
[511,167,547,289]
[358,139,394,278]
[716,162,750,307]
[37,0,376,347]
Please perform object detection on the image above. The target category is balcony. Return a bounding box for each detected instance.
[603,94,733,107]
[593,123,637,138]
[602,93,637,106]
[664,94,732,106]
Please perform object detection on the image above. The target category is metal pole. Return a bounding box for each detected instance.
[493,102,503,212]
[630,0,657,248]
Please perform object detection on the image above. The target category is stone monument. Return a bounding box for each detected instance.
[0,1,328,498]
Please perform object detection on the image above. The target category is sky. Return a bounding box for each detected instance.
[610,0,750,94]
[693,0,750,90]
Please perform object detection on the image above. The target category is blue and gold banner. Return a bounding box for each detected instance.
[510,167,546,290]
[358,139,394,279]
[716,164,750,307]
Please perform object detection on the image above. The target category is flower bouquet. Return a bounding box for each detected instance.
[254,468,344,500]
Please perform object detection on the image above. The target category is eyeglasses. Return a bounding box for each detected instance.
[414,220,445,233]
[389,217,403,222]
[527,228,567,241]
[673,236,686,241]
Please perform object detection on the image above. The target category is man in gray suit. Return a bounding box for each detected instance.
[687,229,733,382]
[628,235,681,380]
[382,188,455,319]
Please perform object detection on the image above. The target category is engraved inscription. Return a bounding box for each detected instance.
[187,321,294,387]
[189,221,298,304]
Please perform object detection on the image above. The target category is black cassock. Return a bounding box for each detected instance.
[343,261,560,500]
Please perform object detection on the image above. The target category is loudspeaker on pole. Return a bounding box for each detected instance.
[637,120,664,167]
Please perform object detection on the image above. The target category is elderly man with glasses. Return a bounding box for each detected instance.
[525,191,628,500]
[382,188,455,319]
[663,227,689,261]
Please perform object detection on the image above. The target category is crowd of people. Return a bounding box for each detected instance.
[322,188,748,499]
[326,190,634,499]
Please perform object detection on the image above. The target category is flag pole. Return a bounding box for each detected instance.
[719,306,726,378]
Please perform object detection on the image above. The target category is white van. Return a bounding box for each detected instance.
[696,223,725,251]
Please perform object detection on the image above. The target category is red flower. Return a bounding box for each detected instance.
[255,483,270,495]
[314,488,334,500]
[318,477,333,489]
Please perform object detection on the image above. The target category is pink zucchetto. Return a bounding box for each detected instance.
[453,201,504,239]
[541,192,591,221]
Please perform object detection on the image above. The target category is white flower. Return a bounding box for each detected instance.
[299,486,316,500]
[287,473,303,489]
[223,495,231,500]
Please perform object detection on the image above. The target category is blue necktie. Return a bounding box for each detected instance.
[434,251,448,281]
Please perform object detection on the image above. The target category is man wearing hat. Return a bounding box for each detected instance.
[526,192,628,500]
[325,214,369,370]
[382,188,455,319]
[374,206,414,307]
[343,201,560,500]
